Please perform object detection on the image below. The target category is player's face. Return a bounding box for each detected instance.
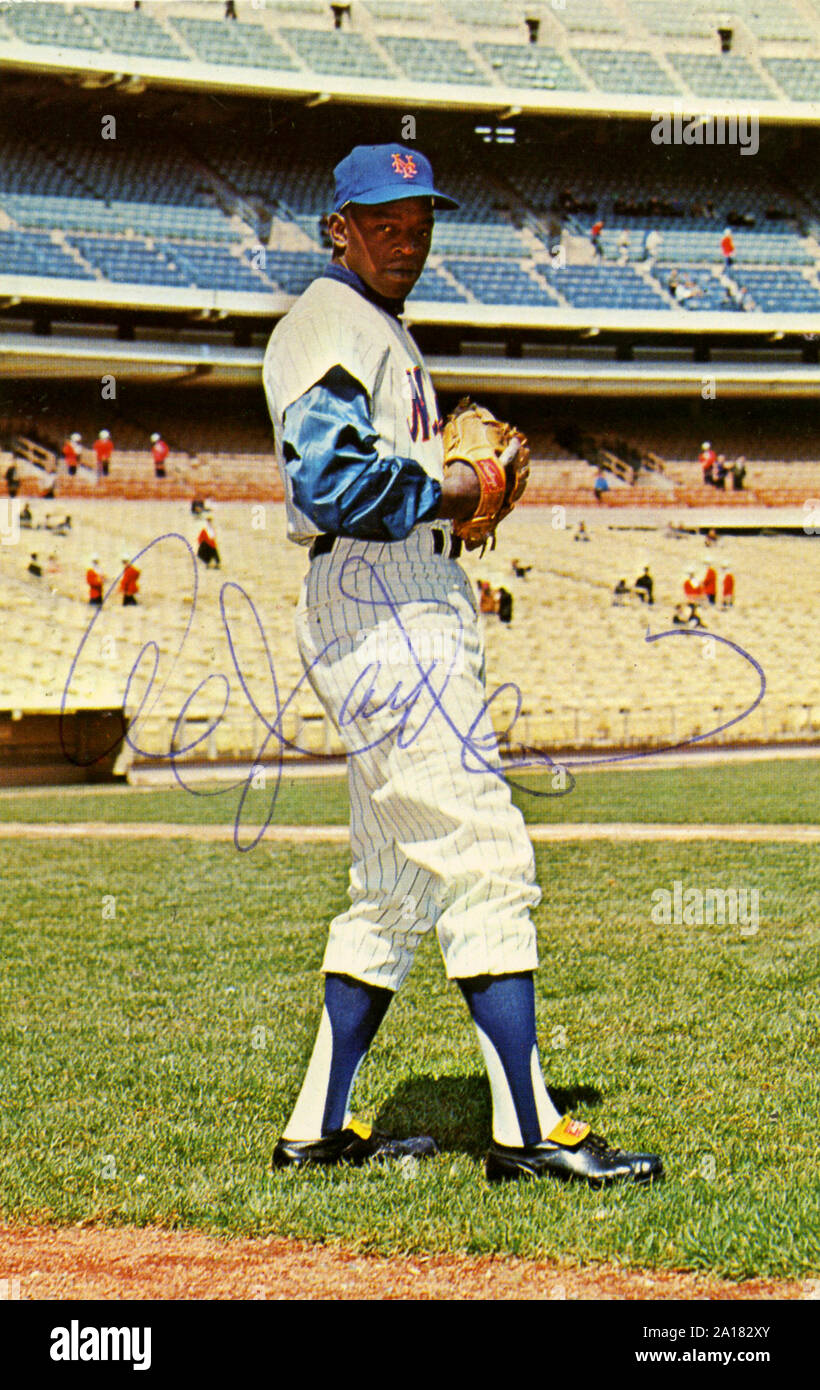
[332,198,434,298]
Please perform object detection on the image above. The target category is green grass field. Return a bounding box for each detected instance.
[1,756,817,826]
[0,761,818,1280]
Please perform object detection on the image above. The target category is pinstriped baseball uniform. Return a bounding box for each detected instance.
[263,269,540,992]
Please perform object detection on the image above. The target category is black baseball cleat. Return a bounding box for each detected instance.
[485,1115,663,1188]
[272,1119,439,1170]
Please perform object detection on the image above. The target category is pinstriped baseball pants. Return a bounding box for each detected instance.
[294,524,540,991]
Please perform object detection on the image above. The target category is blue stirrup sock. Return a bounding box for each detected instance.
[459,973,563,1148]
[282,973,393,1139]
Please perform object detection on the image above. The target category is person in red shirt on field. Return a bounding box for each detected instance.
[120,552,140,606]
[701,559,718,605]
[720,227,735,269]
[94,430,113,478]
[86,555,104,605]
[197,512,220,569]
[699,440,716,485]
[683,569,702,600]
[721,566,735,609]
[150,432,169,479]
[63,433,82,476]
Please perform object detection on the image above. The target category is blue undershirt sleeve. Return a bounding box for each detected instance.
[281,366,442,541]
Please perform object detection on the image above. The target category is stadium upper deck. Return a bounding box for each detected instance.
[2,1,820,391]
[3,0,820,111]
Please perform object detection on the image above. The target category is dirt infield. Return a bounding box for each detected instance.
[0,1224,804,1301]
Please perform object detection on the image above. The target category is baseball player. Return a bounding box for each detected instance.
[263,144,662,1187]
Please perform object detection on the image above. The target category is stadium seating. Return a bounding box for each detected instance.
[444,258,557,305]
[281,27,386,79]
[431,223,531,256]
[159,243,274,294]
[667,54,775,102]
[81,6,186,61]
[410,267,469,302]
[0,229,91,280]
[259,250,329,295]
[66,236,194,288]
[626,3,713,39]
[477,43,586,91]
[1,2,103,50]
[552,0,626,35]
[543,265,671,310]
[169,16,298,69]
[651,266,736,312]
[763,58,820,103]
[572,48,680,96]
[727,268,820,313]
[380,35,490,86]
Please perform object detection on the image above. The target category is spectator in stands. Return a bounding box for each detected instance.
[720,228,735,270]
[617,230,630,265]
[612,578,630,606]
[633,565,654,605]
[699,441,716,485]
[731,456,747,491]
[191,496,207,516]
[511,558,532,579]
[705,528,718,547]
[574,521,590,542]
[644,229,661,266]
[150,432,169,479]
[94,430,113,479]
[590,220,604,258]
[714,455,727,490]
[86,555,104,606]
[225,0,237,17]
[497,588,513,625]
[27,552,42,578]
[63,433,82,477]
[20,503,33,528]
[197,512,221,569]
[593,467,609,503]
[120,552,140,606]
[721,566,735,609]
[5,462,19,498]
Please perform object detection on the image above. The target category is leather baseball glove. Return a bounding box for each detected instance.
[441,398,530,551]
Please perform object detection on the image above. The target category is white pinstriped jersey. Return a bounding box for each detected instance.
[262,274,444,544]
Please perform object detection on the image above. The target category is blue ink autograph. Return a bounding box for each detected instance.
[60,533,766,851]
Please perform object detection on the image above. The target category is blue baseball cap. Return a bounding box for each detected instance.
[333,144,458,213]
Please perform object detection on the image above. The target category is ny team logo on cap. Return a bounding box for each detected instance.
[332,143,458,211]
[391,151,418,180]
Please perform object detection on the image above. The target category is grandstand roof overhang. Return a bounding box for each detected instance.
[3,331,820,399]
[1,41,820,126]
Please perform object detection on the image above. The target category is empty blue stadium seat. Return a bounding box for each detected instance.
[445,257,558,305]
[0,229,93,279]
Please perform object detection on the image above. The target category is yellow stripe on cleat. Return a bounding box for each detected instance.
[348,1119,372,1141]
[547,1115,590,1147]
